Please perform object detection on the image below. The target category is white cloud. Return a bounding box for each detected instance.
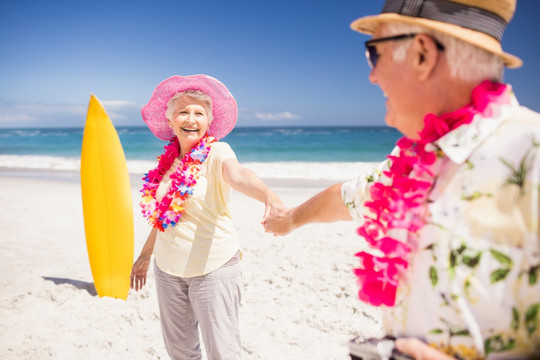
[10,103,86,115]
[0,112,38,123]
[254,111,300,120]
[108,111,125,120]
[100,100,138,108]
[0,103,86,126]
[0,100,141,127]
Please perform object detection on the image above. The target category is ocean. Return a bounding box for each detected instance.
[0,126,400,181]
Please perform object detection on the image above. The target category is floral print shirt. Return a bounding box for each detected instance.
[342,91,540,359]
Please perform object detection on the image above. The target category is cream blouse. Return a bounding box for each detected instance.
[153,142,240,278]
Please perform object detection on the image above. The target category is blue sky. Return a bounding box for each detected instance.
[1,0,539,128]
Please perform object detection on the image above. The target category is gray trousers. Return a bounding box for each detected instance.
[154,257,242,360]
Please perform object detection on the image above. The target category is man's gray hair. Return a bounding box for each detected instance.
[165,90,214,123]
[381,22,504,83]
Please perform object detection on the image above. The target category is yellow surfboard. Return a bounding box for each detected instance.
[81,94,134,299]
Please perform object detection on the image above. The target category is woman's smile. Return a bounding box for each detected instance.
[181,126,200,133]
[168,96,211,156]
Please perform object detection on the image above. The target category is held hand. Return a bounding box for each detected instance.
[263,205,295,236]
[395,338,456,360]
[130,254,152,291]
[262,192,285,224]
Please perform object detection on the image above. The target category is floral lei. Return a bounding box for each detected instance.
[353,81,513,307]
[140,134,216,231]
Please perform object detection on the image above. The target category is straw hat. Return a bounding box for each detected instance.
[142,74,238,141]
[351,0,522,68]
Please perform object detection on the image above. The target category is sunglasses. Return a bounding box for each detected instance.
[364,33,445,68]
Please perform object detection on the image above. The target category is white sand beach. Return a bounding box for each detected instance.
[0,172,382,360]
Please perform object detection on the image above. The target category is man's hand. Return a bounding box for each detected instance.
[263,205,295,236]
[395,338,456,360]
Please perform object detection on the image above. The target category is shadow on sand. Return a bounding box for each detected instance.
[42,276,98,296]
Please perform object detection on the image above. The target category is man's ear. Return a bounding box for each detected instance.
[411,34,440,81]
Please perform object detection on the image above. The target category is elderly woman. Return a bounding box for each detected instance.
[130,74,282,360]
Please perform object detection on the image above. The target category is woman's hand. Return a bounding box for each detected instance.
[395,338,456,360]
[262,191,285,224]
[130,254,152,291]
[130,228,158,292]
[263,206,295,236]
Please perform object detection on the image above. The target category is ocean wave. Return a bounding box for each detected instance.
[0,129,83,138]
[241,161,377,181]
[0,129,43,138]
[0,155,81,171]
[0,155,378,181]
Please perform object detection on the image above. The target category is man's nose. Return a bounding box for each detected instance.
[368,67,378,85]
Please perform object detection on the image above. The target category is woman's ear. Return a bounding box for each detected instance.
[411,34,440,81]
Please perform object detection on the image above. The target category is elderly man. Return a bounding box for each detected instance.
[264,0,540,359]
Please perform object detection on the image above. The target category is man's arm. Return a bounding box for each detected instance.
[264,183,352,235]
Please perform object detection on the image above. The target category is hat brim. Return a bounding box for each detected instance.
[351,13,522,69]
[142,74,238,141]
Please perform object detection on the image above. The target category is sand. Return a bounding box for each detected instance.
[0,173,382,360]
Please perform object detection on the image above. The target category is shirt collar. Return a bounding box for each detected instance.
[433,91,520,164]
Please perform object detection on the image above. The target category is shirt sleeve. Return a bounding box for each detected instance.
[209,142,237,184]
[341,149,394,223]
[212,142,237,162]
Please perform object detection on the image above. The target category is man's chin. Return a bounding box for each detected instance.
[384,114,396,129]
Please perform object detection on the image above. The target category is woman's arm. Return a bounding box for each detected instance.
[130,228,158,291]
[222,158,284,222]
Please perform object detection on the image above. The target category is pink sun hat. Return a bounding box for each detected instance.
[141,74,238,141]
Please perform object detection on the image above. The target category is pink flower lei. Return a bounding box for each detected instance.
[140,134,216,231]
[354,81,512,306]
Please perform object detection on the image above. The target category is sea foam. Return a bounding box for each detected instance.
[0,155,378,182]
